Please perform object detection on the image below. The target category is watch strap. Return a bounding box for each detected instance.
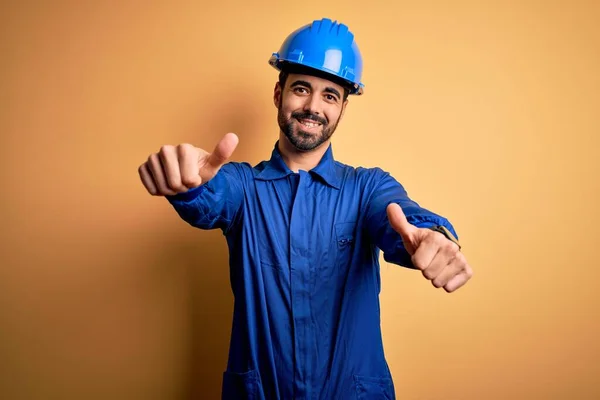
[428,225,461,250]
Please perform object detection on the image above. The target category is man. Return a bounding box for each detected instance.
[138,18,473,400]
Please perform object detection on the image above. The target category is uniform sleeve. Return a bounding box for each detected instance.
[364,169,459,269]
[165,162,244,233]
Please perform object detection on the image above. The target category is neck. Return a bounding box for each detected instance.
[277,133,330,173]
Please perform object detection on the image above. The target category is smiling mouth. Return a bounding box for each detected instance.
[296,118,322,129]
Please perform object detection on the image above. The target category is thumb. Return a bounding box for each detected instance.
[205,132,239,172]
[386,203,418,242]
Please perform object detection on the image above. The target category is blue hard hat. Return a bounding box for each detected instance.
[269,18,364,95]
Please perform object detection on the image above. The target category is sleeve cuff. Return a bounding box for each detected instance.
[166,185,207,203]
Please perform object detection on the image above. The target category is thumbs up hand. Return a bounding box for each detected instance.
[139,133,239,196]
[386,203,473,293]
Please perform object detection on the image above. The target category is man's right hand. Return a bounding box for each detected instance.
[138,132,239,196]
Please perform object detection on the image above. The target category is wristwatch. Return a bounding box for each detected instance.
[428,225,461,250]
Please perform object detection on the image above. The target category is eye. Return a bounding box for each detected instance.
[325,94,338,102]
[293,87,309,94]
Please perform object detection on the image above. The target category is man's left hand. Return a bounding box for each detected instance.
[386,203,473,293]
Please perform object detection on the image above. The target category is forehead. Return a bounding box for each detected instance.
[286,73,345,93]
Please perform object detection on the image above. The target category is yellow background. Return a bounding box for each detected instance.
[1,1,598,399]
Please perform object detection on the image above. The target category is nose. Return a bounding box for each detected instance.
[303,93,321,116]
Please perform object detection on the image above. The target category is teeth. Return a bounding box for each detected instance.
[299,120,320,128]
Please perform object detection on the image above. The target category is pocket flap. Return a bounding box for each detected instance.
[222,369,259,400]
[335,221,356,247]
[354,374,394,399]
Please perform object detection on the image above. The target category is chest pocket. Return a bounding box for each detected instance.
[334,221,357,270]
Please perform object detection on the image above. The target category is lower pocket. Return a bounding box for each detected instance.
[222,369,259,400]
[354,375,394,400]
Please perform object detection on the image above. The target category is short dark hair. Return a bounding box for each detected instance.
[278,63,350,101]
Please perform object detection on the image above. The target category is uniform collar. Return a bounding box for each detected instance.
[255,141,341,190]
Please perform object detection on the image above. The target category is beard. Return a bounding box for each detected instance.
[277,104,341,151]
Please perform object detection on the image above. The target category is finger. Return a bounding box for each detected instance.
[178,143,203,188]
[139,162,158,195]
[386,203,417,240]
[159,145,187,193]
[411,232,442,270]
[422,247,455,281]
[147,153,177,196]
[206,132,239,171]
[423,240,460,281]
[412,246,439,271]
[431,252,463,288]
[443,266,473,293]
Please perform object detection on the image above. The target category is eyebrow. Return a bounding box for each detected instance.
[290,80,341,100]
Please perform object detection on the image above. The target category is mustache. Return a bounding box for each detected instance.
[291,111,327,126]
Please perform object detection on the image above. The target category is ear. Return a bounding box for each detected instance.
[273,82,282,108]
[340,98,349,120]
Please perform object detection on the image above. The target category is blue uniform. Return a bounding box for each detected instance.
[167,143,458,399]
